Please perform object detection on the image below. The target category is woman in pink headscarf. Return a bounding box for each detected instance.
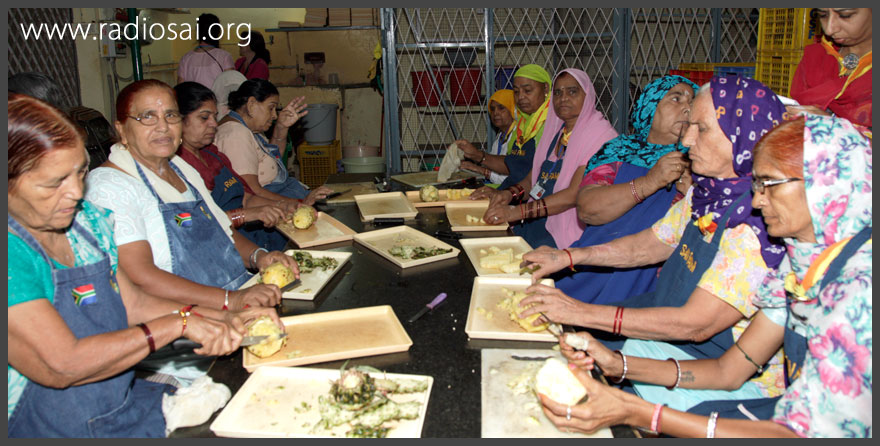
[483,68,618,248]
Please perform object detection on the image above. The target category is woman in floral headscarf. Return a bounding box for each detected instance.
[552,75,698,305]
[520,76,787,414]
[536,114,871,438]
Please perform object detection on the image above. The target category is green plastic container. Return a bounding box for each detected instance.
[342,156,385,173]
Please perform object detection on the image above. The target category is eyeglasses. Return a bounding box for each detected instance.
[751,176,803,194]
[127,111,183,126]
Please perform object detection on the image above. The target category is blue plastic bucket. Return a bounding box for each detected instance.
[302,104,338,145]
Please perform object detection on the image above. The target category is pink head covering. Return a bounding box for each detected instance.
[531,68,618,248]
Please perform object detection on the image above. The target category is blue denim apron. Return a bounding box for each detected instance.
[203,149,246,213]
[499,135,538,190]
[784,224,873,387]
[132,160,252,384]
[203,150,288,251]
[7,215,172,438]
[511,127,563,248]
[133,161,251,290]
[556,163,677,304]
[612,192,752,358]
[226,111,310,199]
[689,225,873,421]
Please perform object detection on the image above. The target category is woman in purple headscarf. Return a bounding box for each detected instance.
[519,76,788,415]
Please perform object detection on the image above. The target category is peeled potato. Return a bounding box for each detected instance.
[535,358,587,406]
[246,316,287,358]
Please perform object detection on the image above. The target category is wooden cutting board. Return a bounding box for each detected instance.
[211,366,433,438]
[446,202,509,232]
[242,305,413,372]
[390,170,479,188]
[481,348,613,438]
[465,277,557,342]
[354,192,419,221]
[275,212,357,248]
[324,182,380,204]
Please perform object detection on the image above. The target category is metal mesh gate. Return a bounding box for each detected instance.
[8,8,82,110]
[381,8,757,174]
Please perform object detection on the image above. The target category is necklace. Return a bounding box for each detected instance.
[842,52,861,70]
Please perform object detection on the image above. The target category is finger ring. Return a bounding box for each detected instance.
[566,405,572,421]
[493,216,499,220]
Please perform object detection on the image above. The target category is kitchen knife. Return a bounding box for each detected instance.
[407,292,448,323]
[240,332,288,347]
[280,278,302,293]
[510,354,553,361]
[315,189,352,204]
[371,217,405,225]
[434,230,463,240]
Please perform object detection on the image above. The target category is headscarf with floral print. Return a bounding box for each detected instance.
[690,75,787,268]
[754,113,873,439]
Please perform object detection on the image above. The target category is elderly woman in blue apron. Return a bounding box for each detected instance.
[482,68,618,249]
[7,94,280,437]
[214,78,332,209]
[520,76,788,414]
[85,80,296,384]
[537,115,871,438]
[174,82,290,251]
[554,74,698,305]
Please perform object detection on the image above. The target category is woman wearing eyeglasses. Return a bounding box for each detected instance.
[520,76,789,416]
[85,80,297,385]
[540,115,871,438]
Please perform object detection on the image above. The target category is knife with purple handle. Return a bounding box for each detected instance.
[407,293,448,323]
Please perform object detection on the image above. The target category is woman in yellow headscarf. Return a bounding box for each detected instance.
[458,64,552,192]
[460,89,516,185]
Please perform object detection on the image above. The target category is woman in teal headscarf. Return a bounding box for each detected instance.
[553,75,699,305]
[463,64,552,196]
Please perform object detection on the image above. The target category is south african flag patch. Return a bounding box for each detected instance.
[175,213,193,227]
[72,284,97,306]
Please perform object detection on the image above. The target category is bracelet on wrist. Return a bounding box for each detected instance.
[137,323,156,353]
[651,403,666,433]
[666,357,682,390]
[178,305,193,337]
[250,247,269,269]
[222,289,230,311]
[563,248,576,271]
[611,350,628,384]
[706,411,719,438]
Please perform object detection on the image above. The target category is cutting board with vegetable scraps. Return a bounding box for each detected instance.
[211,365,432,437]
[481,349,612,438]
[239,249,351,300]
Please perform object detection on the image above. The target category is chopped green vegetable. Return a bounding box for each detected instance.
[293,251,339,274]
[389,245,453,260]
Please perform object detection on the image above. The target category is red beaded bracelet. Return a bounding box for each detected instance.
[137,323,156,354]
[179,305,194,336]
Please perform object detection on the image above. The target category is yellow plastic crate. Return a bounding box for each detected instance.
[754,49,804,97]
[297,140,340,189]
[757,8,818,52]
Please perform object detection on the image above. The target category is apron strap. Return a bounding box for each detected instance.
[819,225,872,289]
[8,213,107,270]
[705,191,752,248]
[132,159,205,205]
